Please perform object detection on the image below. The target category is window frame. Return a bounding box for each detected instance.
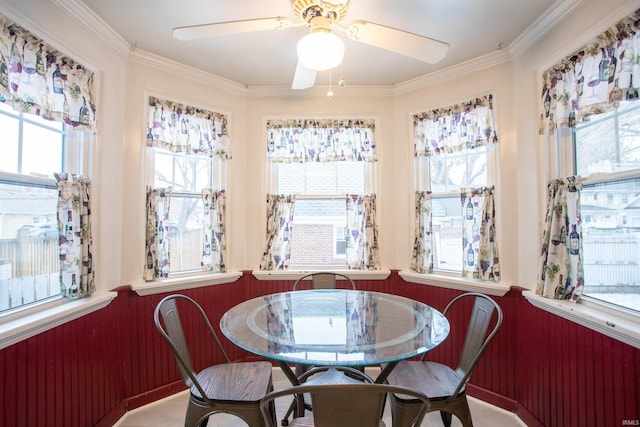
[0,107,93,317]
[142,93,230,281]
[413,144,499,275]
[264,118,378,271]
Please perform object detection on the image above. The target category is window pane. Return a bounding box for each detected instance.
[0,114,19,173]
[276,162,366,195]
[581,178,640,312]
[575,102,640,176]
[0,180,59,312]
[575,115,617,176]
[432,197,462,271]
[467,147,488,187]
[428,155,448,193]
[154,151,174,188]
[167,196,204,273]
[289,199,346,267]
[22,122,63,177]
[154,150,212,191]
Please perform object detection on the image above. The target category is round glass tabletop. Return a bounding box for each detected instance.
[220,289,450,366]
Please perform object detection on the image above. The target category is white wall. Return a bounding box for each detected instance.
[3,0,638,293]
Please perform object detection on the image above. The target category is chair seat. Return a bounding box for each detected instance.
[289,417,386,427]
[191,361,273,401]
[386,360,465,401]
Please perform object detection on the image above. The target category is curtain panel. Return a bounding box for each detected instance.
[411,191,434,273]
[259,194,296,271]
[463,186,500,281]
[146,96,231,159]
[266,119,376,163]
[201,189,226,272]
[0,16,97,132]
[346,194,380,270]
[413,94,498,157]
[144,187,172,281]
[537,177,584,302]
[539,8,640,133]
[55,173,95,299]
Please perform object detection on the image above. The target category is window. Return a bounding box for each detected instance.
[145,96,230,278]
[572,101,640,312]
[270,161,375,268]
[0,103,91,313]
[148,150,226,274]
[415,147,491,272]
[265,119,377,270]
[411,94,499,278]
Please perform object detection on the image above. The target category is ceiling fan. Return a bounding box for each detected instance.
[172,0,449,90]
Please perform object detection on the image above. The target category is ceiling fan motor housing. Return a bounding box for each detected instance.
[292,0,349,23]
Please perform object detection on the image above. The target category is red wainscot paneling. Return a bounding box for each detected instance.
[0,294,127,427]
[514,289,640,427]
[2,270,638,427]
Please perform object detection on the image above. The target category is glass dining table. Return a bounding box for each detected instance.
[220,289,450,388]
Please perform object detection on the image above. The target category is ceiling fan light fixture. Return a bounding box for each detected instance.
[296,30,345,71]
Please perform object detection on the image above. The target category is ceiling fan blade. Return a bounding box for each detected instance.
[345,20,449,64]
[292,62,317,90]
[173,17,294,41]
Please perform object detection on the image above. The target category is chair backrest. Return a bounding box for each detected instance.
[292,272,356,290]
[260,382,430,427]
[154,294,230,400]
[441,292,503,398]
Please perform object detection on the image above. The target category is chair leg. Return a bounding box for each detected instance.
[440,411,452,427]
[281,398,295,426]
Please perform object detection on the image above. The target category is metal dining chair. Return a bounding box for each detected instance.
[281,272,358,426]
[261,366,431,427]
[154,294,276,427]
[385,292,503,427]
[292,271,357,290]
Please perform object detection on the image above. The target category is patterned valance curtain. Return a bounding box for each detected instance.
[266,119,376,163]
[537,177,584,302]
[462,186,500,281]
[55,173,95,298]
[260,194,296,270]
[411,191,434,273]
[146,96,231,159]
[539,9,640,133]
[0,16,97,132]
[144,187,172,281]
[413,94,498,157]
[201,189,226,272]
[346,194,380,270]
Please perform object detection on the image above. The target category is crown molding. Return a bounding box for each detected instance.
[246,84,394,98]
[508,0,583,58]
[392,49,512,96]
[51,0,131,56]
[129,48,248,96]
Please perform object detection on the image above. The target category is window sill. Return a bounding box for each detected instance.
[252,269,391,281]
[131,271,243,296]
[398,270,510,296]
[523,291,640,349]
[0,292,117,351]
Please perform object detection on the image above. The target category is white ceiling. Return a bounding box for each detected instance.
[77,0,563,88]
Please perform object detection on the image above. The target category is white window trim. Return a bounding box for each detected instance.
[523,290,640,350]
[131,271,242,296]
[253,269,391,281]
[0,291,117,350]
[399,270,510,296]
